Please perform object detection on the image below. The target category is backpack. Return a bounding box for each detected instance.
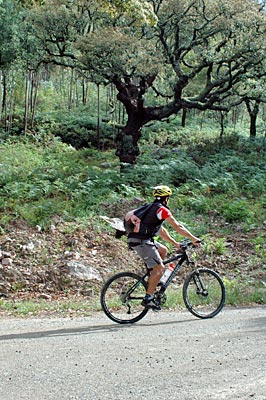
[123,203,153,235]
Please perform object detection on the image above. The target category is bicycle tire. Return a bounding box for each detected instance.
[100,271,149,324]
[183,268,225,319]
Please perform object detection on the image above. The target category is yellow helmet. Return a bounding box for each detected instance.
[152,185,172,197]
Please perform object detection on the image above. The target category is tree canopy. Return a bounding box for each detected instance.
[1,0,266,163]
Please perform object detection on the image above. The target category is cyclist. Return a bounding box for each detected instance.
[127,185,201,310]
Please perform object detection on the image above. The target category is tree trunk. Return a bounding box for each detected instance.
[244,98,260,139]
[219,111,226,137]
[113,76,181,165]
[181,108,187,127]
[115,112,142,165]
[250,114,257,139]
[31,72,39,129]
[6,71,15,133]
[24,72,30,134]
[1,71,7,126]
[68,69,74,110]
[0,70,2,122]
[97,83,100,149]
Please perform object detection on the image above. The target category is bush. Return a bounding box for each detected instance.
[220,199,254,223]
[51,112,114,149]
[0,126,265,230]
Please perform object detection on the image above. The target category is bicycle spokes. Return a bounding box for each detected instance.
[100,272,149,324]
[183,268,225,319]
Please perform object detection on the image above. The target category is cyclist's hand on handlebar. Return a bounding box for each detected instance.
[192,238,202,247]
[175,242,182,251]
[174,242,182,251]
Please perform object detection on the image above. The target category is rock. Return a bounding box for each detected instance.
[22,242,35,252]
[67,261,103,281]
[50,224,56,232]
[2,258,13,266]
[80,288,94,296]
[38,293,52,300]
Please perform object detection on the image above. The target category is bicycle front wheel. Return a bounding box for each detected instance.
[100,272,148,324]
[183,268,225,319]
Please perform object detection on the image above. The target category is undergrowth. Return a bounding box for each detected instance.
[0,128,265,314]
[0,131,265,231]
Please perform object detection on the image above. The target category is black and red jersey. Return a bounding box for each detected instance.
[128,201,172,240]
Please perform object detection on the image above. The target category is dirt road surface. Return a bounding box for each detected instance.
[0,307,265,400]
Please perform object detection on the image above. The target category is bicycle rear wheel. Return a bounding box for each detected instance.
[183,268,225,319]
[100,271,148,324]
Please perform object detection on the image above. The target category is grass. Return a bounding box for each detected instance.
[1,282,265,318]
[0,297,102,317]
[223,278,266,306]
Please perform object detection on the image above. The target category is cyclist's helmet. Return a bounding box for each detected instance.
[152,185,172,197]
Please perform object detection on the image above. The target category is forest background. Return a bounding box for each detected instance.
[0,0,265,316]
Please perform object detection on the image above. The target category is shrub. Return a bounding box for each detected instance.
[203,237,227,256]
[220,199,254,223]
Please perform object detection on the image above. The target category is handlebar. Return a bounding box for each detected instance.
[179,239,202,251]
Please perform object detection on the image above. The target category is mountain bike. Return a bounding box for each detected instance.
[100,240,226,324]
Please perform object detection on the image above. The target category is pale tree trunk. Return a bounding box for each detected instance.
[24,71,31,134]
[31,71,39,129]
[6,71,15,133]
[0,70,2,122]
[68,69,74,110]
[97,83,100,148]
[1,71,7,127]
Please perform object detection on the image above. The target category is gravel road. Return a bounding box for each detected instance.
[0,306,265,400]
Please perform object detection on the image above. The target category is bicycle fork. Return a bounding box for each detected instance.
[193,271,208,297]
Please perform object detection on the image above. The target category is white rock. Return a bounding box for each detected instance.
[67,261,102,281]
[2,258,13,266]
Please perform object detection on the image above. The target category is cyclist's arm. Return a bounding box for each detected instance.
[158,226,180,248]
[165,215,201,246]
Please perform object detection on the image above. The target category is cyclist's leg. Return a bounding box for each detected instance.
[157,241,168,261]
[146,263,164,295]
[134,240,166,295]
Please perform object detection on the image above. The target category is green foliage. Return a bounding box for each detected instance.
[0,127,265,231]
[78,27,160,81]
[100,0,157,26]
[244,173,266,196]
[223,277,266,306]
[0,0,20,67]
[203,237,227,256]
[184,195,213,214]
[249,235,266,261]
[0,136,118,227]
[221,199,254,223]
[0,297,102,316]
[26,110,116,150]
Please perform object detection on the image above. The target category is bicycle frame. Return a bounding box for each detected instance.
[161,251,194,290]
[140,248,195,293]
[126,244,196,302]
